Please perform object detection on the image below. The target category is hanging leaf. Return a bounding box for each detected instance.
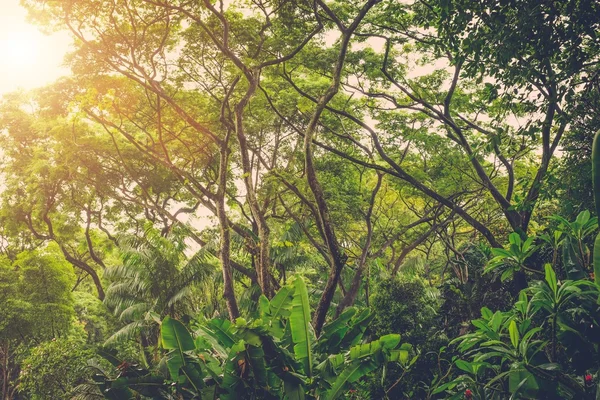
[289,278,313,378]
[323,360,379,400]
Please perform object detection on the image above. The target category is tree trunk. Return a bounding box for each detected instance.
[216,137,240,320]
[234,75,274,298]
[336,173,382,316]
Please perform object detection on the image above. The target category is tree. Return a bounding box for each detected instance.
[0,246,75,400]
[19,333,96,400]
[103,226,218,345]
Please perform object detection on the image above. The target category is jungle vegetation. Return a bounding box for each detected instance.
[1,0,600,398]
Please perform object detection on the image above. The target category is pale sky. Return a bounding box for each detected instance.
[0,0,71,96]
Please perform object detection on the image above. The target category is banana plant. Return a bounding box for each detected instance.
[87,348,167,399]
[91,276,411,399]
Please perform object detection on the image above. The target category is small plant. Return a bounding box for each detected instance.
[484,232,539,281]
[549,211,597,279]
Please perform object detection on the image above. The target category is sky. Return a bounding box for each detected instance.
[0,0,71,96]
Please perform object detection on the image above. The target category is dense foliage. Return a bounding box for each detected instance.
[0,0,599,398]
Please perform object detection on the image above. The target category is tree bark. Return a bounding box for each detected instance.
[336,173,382,316]
[216,140,240,320]
[217,79,241,320]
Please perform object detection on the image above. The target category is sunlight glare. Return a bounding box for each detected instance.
[0,30,40,69]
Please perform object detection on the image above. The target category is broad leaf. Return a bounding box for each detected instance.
[289,278,313,378]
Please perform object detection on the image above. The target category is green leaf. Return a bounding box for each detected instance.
[388,345,411,364]
[161,317,197,382]
[508,367,539,396]
[161,317,195,351]
[491,248,513,258]
[284,380,306,400]
[205,318,236,348]
[180,358,205,392]
[481,307,493,320]
[339,309,374,348]
[246,344,269,388]
[323,360,379,400]
[490,311,503,332]
[501,268,514,282]
[522,236,534,252]
[289,277,313,378]
[221,341,246,400]
[269,284,295,319]
[431,381,457,395]
[317,307,357,353]
[544,264,557,295]
[455,359,473,374]
[349,334,400,361]
[509,232,522,246]
[258,294,270,318]
[509,320,520,349]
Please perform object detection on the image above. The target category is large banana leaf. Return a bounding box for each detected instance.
[349,334,401,361]
[322,334,401,399]
[316,307,357,353]
[284,380,306,400]
[247,343,269,388]
[387,343,413,365]
[160,317,196,382]
[161,316,195,351]
[179,356,205,392]
[268,285,295,318]
[220,340,247,400]
[204,318,236,348]
[339,309,374,349]
[289,277,313,378]
[93,374,134,400]
[323,360,379,400]
[194,331,228,359]
[264,285,295,338]
[95,375,166,400]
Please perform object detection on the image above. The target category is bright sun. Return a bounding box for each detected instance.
[0,2,71,96]
[0,30,41,69]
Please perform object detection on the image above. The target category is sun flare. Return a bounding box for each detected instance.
[0,30,41,70]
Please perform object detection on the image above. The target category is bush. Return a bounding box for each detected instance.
[19,330,96,399]
[364,278,446,399]
[439,244,513,338]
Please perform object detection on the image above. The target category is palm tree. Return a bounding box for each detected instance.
[103,225,218,346]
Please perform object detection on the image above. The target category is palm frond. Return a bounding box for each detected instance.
[104,320,147,345]
[119,302,152,322]
[70,383,104,400]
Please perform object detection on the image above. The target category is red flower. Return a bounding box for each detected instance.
[465,389,473,399]
[585,374,593,384]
